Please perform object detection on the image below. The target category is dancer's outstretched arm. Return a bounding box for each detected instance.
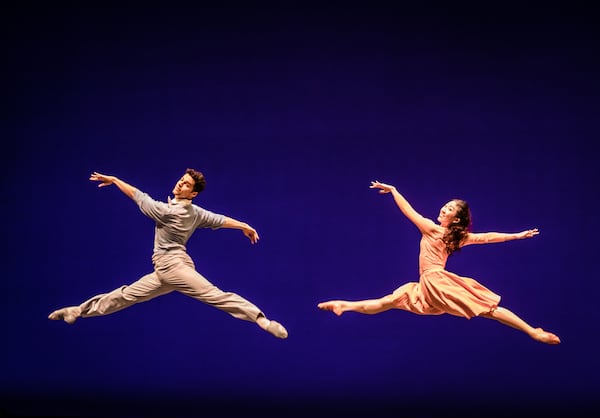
[90,172,139,200]
[465,229,539,245]
[370,180,437,234]
[222,217,260,244]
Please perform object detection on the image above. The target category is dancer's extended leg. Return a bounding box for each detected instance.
[318,294,396,316]
[479,306,560,345]
[48,272,170,324]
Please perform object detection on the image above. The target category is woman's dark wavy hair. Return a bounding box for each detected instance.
[186,168,206,193]
[442,199,472,256]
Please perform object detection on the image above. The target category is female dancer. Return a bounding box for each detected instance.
[318,181,560,345]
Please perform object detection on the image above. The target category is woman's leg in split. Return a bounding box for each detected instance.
[318,282,426,316]
[317,293,399,316]
[479,306,560,344]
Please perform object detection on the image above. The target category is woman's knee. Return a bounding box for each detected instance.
[381,294,399,307]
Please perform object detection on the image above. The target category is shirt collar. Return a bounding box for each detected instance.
[168,196,192,206]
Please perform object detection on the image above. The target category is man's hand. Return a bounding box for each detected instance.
[243,226,260,244]
[90,172,115,188]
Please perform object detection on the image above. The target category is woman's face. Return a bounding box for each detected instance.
[437,200,460,227]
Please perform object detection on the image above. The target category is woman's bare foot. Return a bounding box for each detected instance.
[48,307,81,324]
[317,301,345,316]
[531,328,561,345]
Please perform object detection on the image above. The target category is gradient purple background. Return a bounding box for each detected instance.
[3,2,599,417]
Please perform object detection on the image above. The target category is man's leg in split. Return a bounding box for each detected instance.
[164,257,287,339]
[48,272,172,324]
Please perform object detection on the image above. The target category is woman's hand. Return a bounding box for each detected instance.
[516,228,540,239]
[369,180,396,194]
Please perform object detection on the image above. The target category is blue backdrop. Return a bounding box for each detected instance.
[3,3,598,417]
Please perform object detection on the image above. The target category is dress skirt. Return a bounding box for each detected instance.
[392,267,501,319]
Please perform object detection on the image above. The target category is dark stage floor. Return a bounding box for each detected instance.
[1,395,597,418]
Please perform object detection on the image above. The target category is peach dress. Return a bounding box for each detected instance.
[392,228,500,319]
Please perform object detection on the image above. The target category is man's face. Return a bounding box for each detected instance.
[172,173,198,200]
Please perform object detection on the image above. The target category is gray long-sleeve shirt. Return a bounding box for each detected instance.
[134,189,225,255]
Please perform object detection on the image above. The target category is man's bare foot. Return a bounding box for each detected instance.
[48,307,81,325]
[532,328,561,345]
[317,301,345,316]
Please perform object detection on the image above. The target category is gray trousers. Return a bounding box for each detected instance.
[78,252,263,322]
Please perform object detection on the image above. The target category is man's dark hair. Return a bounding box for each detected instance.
[186,168,206,193]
